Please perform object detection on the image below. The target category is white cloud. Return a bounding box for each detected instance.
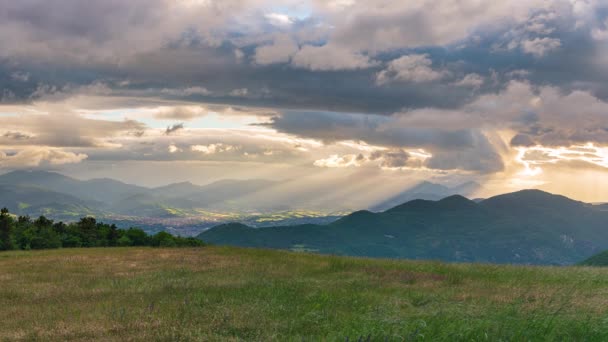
[265,13,293,27]
[191,143,237,154]
[314,154,364,168]
[592,19,608,41]
[453,73,484,88]
[316,0,552,53]
[376,54,446,85]
[233,48,244,62]
[229,88,249,97]
[521,37,561,57]
[291,44,378,71]
[10,72,30,82]
[154,106,207,120]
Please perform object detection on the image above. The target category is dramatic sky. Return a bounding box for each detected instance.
[1,0,608,202]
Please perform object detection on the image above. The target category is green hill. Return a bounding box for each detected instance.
[1,247,608,340]
[579,250,608,266]
[199,190,608,265]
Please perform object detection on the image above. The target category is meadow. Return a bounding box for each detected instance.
[1,247,608,341]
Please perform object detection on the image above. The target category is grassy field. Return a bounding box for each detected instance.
[1,247,608,341]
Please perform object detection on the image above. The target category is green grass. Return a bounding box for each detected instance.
[1,247,608,341]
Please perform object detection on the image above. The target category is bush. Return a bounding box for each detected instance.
[125,228,149,246]
[151,231,177,247]
[117,235,133,247]
[62,235,83,248]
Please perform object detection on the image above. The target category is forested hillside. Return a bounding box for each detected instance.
[0,208,203,250]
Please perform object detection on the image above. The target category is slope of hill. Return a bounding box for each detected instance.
[0,170,149,204]
[579,250,608,266]
[370,181,482,211]
[199,190,608,265]
[0,184,98,218]
[1,247,607,340]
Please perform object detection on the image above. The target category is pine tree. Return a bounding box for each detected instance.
[108,224,119,246]
[0,208,14,250]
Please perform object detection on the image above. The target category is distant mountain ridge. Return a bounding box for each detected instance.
[0,170,280,216]
[0,170,487,218]
[199,189,608,265]
[0,171,343,231]
[369,181,483,211]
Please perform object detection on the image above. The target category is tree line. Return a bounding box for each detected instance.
[0,208,204,250]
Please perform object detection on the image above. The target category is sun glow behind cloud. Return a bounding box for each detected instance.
[516,143,608,175]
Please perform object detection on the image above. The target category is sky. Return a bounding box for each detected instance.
[1,0,608,202]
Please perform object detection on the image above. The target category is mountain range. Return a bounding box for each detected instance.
[0,171,483,219]
[199,190,608,265]
[0,170,280,217]
[3,170,608,265]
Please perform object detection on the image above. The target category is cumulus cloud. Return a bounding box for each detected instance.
[316,0,553,53]
[376,54,446,85]
[453,74,485,88]
[168,144,181,153]
[264,13,294,28]
[521,37,561,57]
[155,106,206,121]
[0,0,297,63]
[291,44,378,71]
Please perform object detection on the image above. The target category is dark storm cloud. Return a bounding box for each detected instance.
[510,134,536,147]
[265,111,477,150]
[265,110,504,173]
[424,132,505,173]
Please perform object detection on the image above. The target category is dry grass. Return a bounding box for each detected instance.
[1,247,608,341]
